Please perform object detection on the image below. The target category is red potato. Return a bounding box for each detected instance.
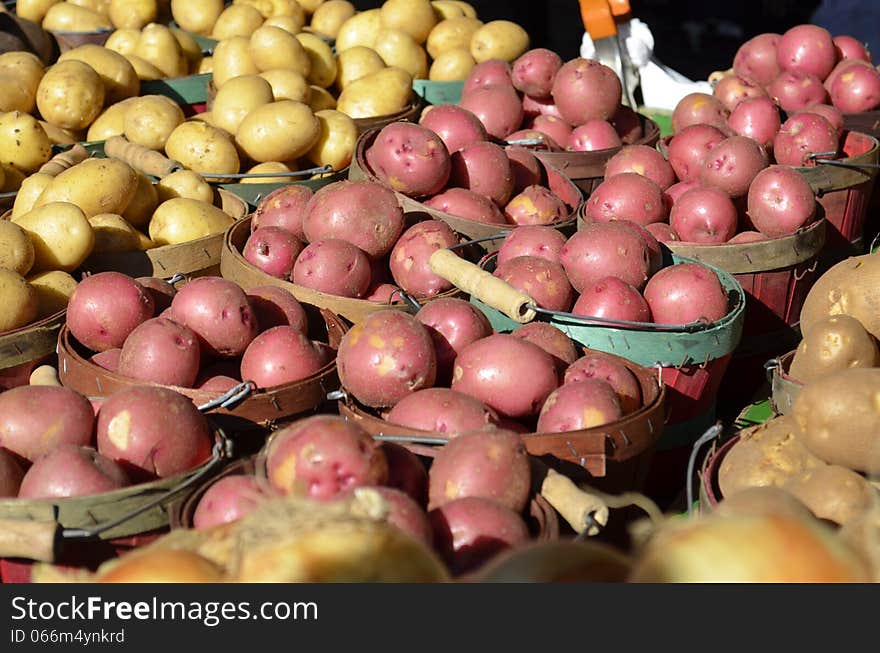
[292,239,372,298]
[462,59,513,96]
[458,84,524,140]
[0,386,95,462]
[728,231,769,243]
[415,298,493,384]
[561,221,654,292]
[604,145,675,190]
[645,222,681,243]
[833,35,871,63]
[551,58,622,125]
[494,255,574,312]
[386,388,498,435]
[733,33,782,86]
[505,129,562,151]
[583,173,666,226]
[504,185,569,226]
[303,180,405,260]
[767,70,828,113]
[18,445,128,499]
[364,283,402,303]
[713,74,768,112]
[424,187,507,224]
[135,277,176,314]
[512,322,579,371]
[625,221,663,276]
[419,104,487,154]
[337,310,437,408]
[96,386,213,480]
[169,277,258,358]
[643,263,728,324]
[496,225,567,266]
[240,326,327,388]
[564,355,642,414]
[251,185,314,239]
[568,120,622,152]
[451,334,559,419]
[389,220,459,298]
[365,122,452,198]
[504,146,546,195]
[67,272,155,352]
[610,105,643,144]
[671,93,729,133]
[381,442,428,506]
[664,180,700,210]
[670,186,739,244]
[796,104,844,137]
[245,285,308,334]
[265,415,388,500]
[776,24,837,80]
[824,58,873,92]
[0,448,24,497]
[243,227,304,279]
[726,96,781,150]
[193,475,268,530]
[529,115,572,149]
[536,379,623,433]
[427,429,530,512]
[368,486,432,546]
[90,348,122,372]
[829,63,880,112]
[746,165,816,237]
[198,376,241,392]
[700,135,769,198]
[572,276,652,323]
[772,113,838,167]
[511,48,563,99]
[117,317,201,388]
[521,93,565,122]
[666,125,727,183]
[449,141,514,207]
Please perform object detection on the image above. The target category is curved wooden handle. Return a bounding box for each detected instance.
[428,249,536,323]
[0,519,58,562]
[540,469,609,536]
[38,143,88,177]
[104,136,182,178]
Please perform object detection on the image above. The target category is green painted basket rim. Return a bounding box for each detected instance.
[471,253,746,368]
[140,73,211,105]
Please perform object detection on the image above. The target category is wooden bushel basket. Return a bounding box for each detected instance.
[0,309,65,391]
[50,28,112,52]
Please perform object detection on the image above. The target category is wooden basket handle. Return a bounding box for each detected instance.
[38,143,88,177]
[104,136,182,178]
[539,468,609,536]
[0,519,58,562]
[428,249,536,323]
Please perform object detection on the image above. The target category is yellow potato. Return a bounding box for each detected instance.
[0,52,44,113]
[35,60,105,131]
[28,270,79,318]
[0,111,52,173]
[136,22,188,78]
[335,9,381,52]
[0,165,27,193]
[109,0,156,29]
[309,0,355,39]
[125,54,164,82]
[306,109,356,171]
[260,69,310,103]
[308,85,336,111]
[137,231,156,250]
[42,3,112,32]
[242,161,294,183]
[12,202,95,273]
[212,4,264,39]
[105,28,141,56]
[0,269,38,333]
[430,1,463,20]
[0,51,45,83]
[88,213,143,252]
[171,0,223,36]
[58,44,139,104]
[239,0,303,20]
[0,221,36,276]
[337,66,412,119]
[380,0,436,44]
[121,172,159,228]
[235,100,320,163]
[429,48,475,81]
[35,158,138,217]
[212,75,274,135]
[165,121,240,174]
[172,28,204,74]
[86,96,137,141]
[16,0,63,24]
[66,0,110,15]
[448,1,476,18]
[212,36,259,87]
[295,32,337,88]
[250,26,312,76]
[335,45,385,91]
[37,120,80,145]
[11,172,54,219]
[123,95,185,150]
[197,57,213,75]
[470,20,529,63]
[155,169,214,203]
[188,110,216,126]
[373,29,428,79]
[148,198,234,245]
[296,0,324,13]
[426,16,481,59]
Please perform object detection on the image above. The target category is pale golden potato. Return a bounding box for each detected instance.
[121,172,159,229]
[172,28,204,74]
[295,32,336,88]
[38,120,81,145]
[212,4,264,39]
[42,2,112,32]
[309,0,354,39]
[335,9,381,52]
[306,109,356,171]
[58,44,139,104]
[155,169,214,203]
[34,157,138,217]
[123,95,185,150]
[125,55,165,80]
[242,161,294,183]
[86,96,137,141]
[448,1,476,18]
[11,173,54,220]
[380,0,436,44]
[429,47,475,80]
[790,315,880,384]
[470,20,529,63]
[105,28,141,56]
[0,111,52,173]
[165,121,240,174]
[12,202,95,273]
[243,0,305,22]
[109,0,156,29]
[335,45,385,91]
[0,221,36,276]
[0,269,38,333]
[36,60,105,131]
[66,0,110,15]
[373,29,428,80]
[337,66,412,119]
[260,69,310,103]
[262,14,305,35]
[250,26,311,76]
[308,85,336,111]
[297,0,324,13]
[148,198,234,245]
[430,0,463,20]
[0,52,43,113]
[16,0,63,24]
[235,100,320,163]
[136,22,188,78]
[0,165,26,193]
[426,16,481,59]
[171,0,223,36]
[212,36,259,87]
[88,213,143,253]
[212,74,275,135]
[197,57,213,75]
[27,270,78,318]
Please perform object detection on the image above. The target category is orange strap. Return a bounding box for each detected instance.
[579,0,631,40]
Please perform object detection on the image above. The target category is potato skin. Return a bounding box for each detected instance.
[0,268,38,333]
[12,202,95,273]
[800,253,880,342]
[782,465,877,526]
[386,388,498,435]
[165,121,240,175]
[0,111,52,174]
[34,157,138,218]
[58,44,139,105]
[789,315,880,383]
[36,60,105,132]
[235,101,320,164]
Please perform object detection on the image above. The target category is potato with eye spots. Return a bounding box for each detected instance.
[789,315,880,384]
[389,219,459,297]
[493,255,574,312]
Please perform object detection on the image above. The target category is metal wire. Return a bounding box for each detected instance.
[525,303,718,333]
[199,165,334,180]
[686,423,724,517]
[371,434,449,446]
[197,381,255,412]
